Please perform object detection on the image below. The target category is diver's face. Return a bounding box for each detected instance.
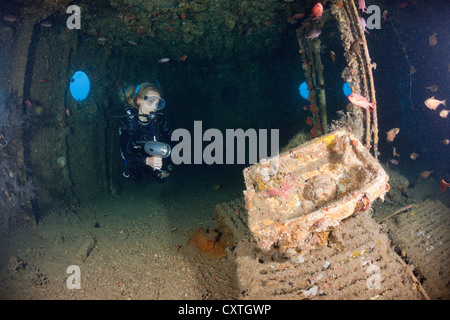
[138,90,161,114]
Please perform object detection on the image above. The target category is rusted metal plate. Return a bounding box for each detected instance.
[243,129,389,254]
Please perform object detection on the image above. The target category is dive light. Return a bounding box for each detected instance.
[144,141,171,158]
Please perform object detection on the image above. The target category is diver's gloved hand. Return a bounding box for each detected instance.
[145,155,163,170]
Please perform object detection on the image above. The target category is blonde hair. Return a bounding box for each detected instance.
[120,81,162,110]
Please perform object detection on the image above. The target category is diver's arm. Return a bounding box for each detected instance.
[119,121,164,170]
[118,120,147,166]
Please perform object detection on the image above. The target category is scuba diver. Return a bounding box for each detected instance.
[118,81,173,183]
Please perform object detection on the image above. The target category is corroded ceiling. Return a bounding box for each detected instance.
[2,0,311,61]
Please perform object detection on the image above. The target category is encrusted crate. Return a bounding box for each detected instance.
[243,129,389,255]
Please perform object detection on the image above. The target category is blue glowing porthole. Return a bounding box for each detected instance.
[299,81,309,100]
[343,82,352,97]
[69,71,90,101]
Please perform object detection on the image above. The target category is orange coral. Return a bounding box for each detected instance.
[309,104,319,114]
[311,122,323,138]
[189,229,226,258]
[356,194,371,212]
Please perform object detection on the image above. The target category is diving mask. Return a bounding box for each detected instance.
[144,95,165,111]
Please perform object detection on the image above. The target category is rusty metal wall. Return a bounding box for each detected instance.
[1,11,113,223]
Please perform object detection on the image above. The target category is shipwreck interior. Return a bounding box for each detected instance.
[0,0,352,226]
[0,0,449,300]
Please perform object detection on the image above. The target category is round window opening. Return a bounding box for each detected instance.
[70,71,90,101]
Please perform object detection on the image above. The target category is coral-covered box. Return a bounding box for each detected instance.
[243,129,389,255]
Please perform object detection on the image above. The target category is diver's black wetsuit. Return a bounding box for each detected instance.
[119,107,172,182]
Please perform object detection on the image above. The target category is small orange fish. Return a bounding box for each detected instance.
[429,33,437,46]
[330,50,336,67]
[410,152,419,160]
[440,179,450,192]
[382,10,388,22]
[425,85,438,92]
[439,109,450,118]
[350,37,363,54]
[358,0,367,13]
[290,13,305,20]
[66,107,71,117]
[305,29,322,40]
[311,2,323,20]
[441,139,449,145]
[424,96,446,110]
[97,36,109,44]
[3,14,21,23]
[348,93,375,111]
[178,55,187,61]
[40,20,53,28]
[420,171,433,179]
[389,159,399,165]
[393,147,400,158]
[386,128,400,143]
[25,99,32,108]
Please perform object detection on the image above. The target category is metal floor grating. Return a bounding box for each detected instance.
[384,199,450,299]
[216,199,424,300]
